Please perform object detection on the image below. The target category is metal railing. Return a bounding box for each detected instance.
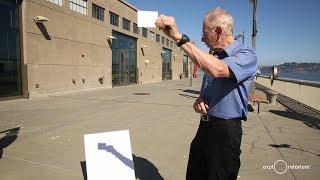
[255,75,320,111]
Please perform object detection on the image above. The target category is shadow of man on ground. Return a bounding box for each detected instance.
[80,153,164,180]
[133,154,164,180]
[0,127,20,159]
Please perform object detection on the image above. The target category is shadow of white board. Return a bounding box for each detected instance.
[84,130,135,180]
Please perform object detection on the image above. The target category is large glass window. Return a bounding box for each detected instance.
[166,38,169,46]
[149,31,155,41]
[109,11,119,26]
[156,34,160,42]
[133,23,139,34]
[111,31,137,86]
[122,18,130,31]
[0,1,21,97]
[161,36,165,45]
[142,28,148,38]
[47,0,63,6]
[183,55,189,78]
[69,0,87,15]
[92,3,104,21]
[162,48,172,80]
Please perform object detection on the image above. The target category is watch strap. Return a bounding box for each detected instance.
[176,34,190,47]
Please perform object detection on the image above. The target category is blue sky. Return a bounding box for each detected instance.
[126,0,320,66]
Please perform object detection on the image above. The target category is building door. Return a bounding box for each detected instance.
[119,50,130,86]
[183,55,188,78]
[0,0,21,98]
[111,31,137,86]
[162,48,172,80]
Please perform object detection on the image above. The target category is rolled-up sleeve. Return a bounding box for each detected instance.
[224,47,258,84]
[200,74,206,96]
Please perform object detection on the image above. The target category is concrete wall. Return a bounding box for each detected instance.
[255,76,320,111]
[21,0,186,97]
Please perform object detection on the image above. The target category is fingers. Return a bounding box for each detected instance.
[155,14,166,28]
[193,99,209,114]
[193,103,200,113]
[156,15,174,28]
[199,102,207,114]
[197,103,202,113]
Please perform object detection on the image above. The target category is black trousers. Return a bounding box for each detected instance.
[186,119,242,180]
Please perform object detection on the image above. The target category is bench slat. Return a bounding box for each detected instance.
[249,93,268,113]
[249,93,268,103]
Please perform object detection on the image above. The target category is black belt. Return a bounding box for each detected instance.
[201,114,242,125]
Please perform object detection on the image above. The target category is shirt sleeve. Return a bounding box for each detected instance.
[200,74,206,96]
[224,47,258,84]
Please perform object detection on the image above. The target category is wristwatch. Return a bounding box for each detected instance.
[176,34,190,47]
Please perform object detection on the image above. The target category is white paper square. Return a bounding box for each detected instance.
[84,130,135,180]
[137,11,158,28]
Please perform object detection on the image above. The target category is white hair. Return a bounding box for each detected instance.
[206,7,233,35]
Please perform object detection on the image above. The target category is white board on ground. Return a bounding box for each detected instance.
[84,130,135,180]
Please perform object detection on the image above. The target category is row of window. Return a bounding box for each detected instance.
[141,28,174,48]
[46,0,175,48]
[109,10,175,48]
[47,0,88,15]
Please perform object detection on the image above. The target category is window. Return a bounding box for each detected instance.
[122,18,131,31]
[183,55,189,78]
[142,28,148,38]
[170,41,173,48]
[109,11,119,26]
[149,31,155,41]
[161,36,165,45]
[92,4,104,21]
[70,0,87,15]
[166,39,169,46]
[47,0,63,6]
[133,23,139,34]
[156,34,160,42]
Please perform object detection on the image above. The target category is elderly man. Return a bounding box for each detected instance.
[156,7,257,180]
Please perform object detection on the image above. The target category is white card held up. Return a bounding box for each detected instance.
[137,11,158,28]
[84,130,135,180]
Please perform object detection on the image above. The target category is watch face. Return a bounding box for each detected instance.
[177,34,190,47]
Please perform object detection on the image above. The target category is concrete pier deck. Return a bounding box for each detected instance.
[0,78,319,180]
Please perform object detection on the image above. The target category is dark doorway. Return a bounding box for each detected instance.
[0,0,22,98]
[161,48,171,80]
[183,55,188,78]
[111,31,137,86]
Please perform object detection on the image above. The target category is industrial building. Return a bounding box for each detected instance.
[0,0,189,99]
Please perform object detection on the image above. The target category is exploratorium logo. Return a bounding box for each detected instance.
[262,160,311,174]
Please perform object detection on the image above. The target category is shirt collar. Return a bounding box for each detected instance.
[224,40,241,56]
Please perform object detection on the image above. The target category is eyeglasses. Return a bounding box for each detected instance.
[202,26,216,37]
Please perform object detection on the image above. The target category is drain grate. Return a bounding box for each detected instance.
[133,93,151,95]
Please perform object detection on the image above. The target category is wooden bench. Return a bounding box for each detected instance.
[249,93,268,113]
[255,83,279,104]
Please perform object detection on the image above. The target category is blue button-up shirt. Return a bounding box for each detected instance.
[200,40,258,120]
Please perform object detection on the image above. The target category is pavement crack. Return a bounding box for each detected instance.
[2,155,80,175]
[258,114,298,180]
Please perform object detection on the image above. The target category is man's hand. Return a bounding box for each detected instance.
[155,15,182,41]
[193,96,209,114]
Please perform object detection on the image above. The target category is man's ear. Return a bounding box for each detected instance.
[215,26,222,35]
[215,26,222,41]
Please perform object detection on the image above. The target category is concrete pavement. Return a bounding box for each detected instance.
[0,78,319,180]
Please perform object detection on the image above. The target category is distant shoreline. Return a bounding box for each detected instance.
[261,71,320,83]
